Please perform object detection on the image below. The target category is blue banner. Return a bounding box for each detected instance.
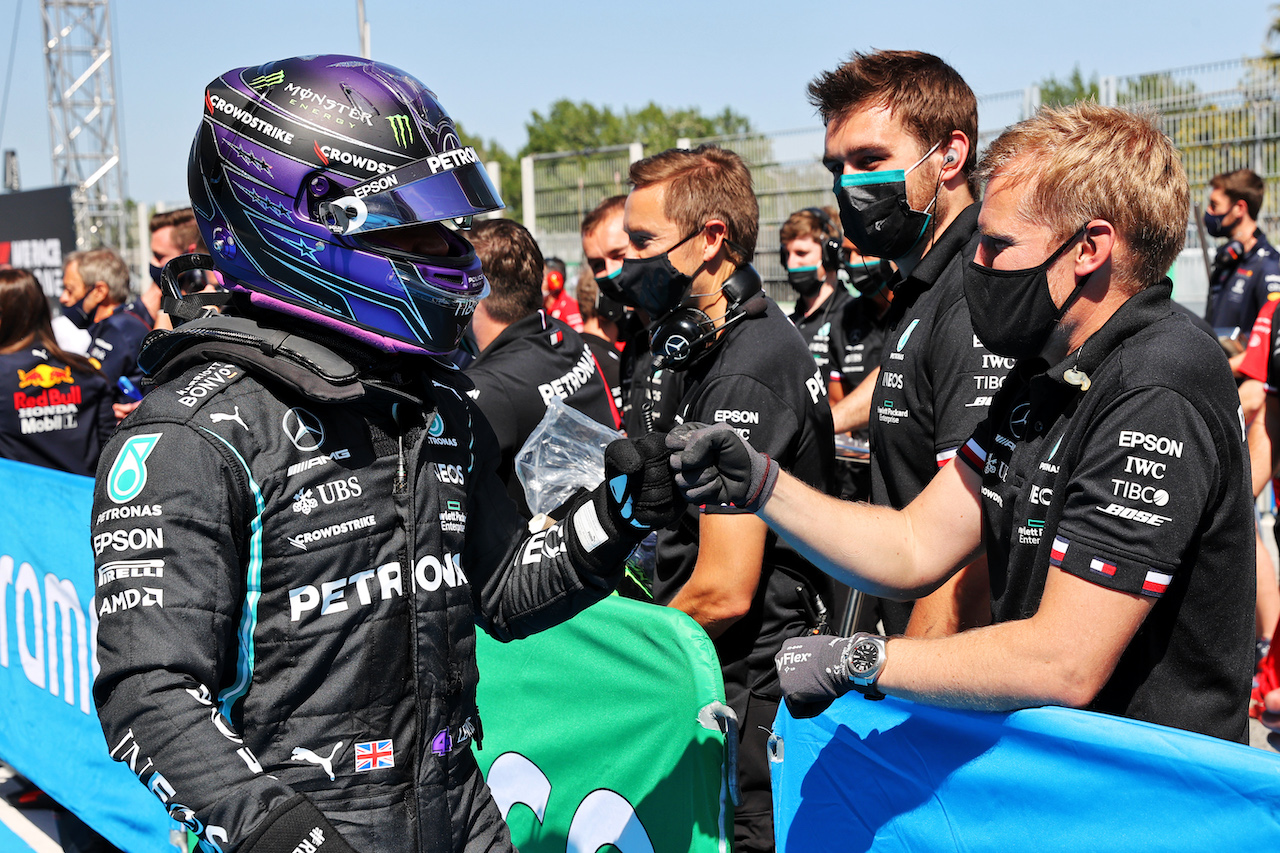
[771,694,1280,852]
[0,458,178,852]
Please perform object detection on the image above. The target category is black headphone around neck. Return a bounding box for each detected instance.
[649,264,765,372]
[779,207,844,271]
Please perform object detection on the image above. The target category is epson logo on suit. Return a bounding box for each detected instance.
[93,527,163,557]
[714,410,759,425]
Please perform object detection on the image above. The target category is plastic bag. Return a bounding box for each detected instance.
[515,398,654,599]
[516,396,622,518]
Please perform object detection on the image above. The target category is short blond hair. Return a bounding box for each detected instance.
[977,102,1187,288]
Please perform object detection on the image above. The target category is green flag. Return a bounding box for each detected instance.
[475,596,731,853]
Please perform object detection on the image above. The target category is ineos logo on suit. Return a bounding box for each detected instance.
[283,407,325,451]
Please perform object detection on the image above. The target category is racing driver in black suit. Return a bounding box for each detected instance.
[90,55,678,853]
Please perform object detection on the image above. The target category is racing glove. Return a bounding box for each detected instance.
[556,432,681,589]
[601,431,683,532]
[666,421,778,511]
[241,794,359,853]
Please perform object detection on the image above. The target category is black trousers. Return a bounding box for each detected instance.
[734,693,781,853]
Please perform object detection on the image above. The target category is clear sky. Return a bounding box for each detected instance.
[0,0,1271,205]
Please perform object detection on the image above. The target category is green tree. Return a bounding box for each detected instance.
[521,99,752,156]
[456,101,753,226]
[1037,65,1099,107]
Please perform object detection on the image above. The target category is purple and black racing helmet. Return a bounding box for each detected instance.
[189,54,504,354]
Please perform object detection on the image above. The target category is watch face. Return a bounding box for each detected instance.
[847,639,881,676]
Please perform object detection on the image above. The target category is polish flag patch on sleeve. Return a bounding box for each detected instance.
[1089,557,1117,577]
[1142,570,1173,596]
[1049,536,1069,566]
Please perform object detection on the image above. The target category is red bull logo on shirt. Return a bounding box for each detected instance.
[17,364,73,389]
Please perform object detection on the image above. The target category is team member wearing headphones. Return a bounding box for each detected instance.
[817,50,1008,638]
[615,145,835,852]
[783,207,854,402]
[783,209,892,509]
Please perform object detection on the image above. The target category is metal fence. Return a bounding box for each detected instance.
[522,56,1280,309]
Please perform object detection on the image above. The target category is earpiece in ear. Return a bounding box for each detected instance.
[943,149,959,166]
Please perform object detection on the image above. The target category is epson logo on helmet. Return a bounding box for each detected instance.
[347,147,479,201]
[353,173,400,199]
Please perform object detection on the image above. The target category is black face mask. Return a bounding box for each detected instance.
[595,267,627,305]
[612,228,703,318]
[843,260,892,295]
[597,292,627,324]
[62,292,94,329]
[1203,210,1232,239]
[149,263,164,287]
[832,143,938,260]
[787,266,823,298]
[962,226,1089,360]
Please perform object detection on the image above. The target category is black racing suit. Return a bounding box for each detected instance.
[90,315,637,853]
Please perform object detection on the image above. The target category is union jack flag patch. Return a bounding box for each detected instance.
[355,739,395,772]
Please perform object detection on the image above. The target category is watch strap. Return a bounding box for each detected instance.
[850,681,886,701]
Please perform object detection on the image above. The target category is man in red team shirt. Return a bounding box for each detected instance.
[542,256,584,330]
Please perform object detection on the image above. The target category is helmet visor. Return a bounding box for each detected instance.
[322,147,504,235]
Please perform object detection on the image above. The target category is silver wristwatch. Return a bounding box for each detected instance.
[842,633,887,700]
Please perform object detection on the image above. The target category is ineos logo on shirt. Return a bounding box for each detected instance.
[283,407,325,451]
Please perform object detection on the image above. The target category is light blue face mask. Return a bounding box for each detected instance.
[833,142,939,260]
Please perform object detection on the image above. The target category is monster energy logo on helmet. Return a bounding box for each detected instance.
[387,115,414,148]
[249,70,284,91]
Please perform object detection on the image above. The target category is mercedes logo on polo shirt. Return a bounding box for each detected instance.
[283,407,325,451]
[1008,402,1031,440]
